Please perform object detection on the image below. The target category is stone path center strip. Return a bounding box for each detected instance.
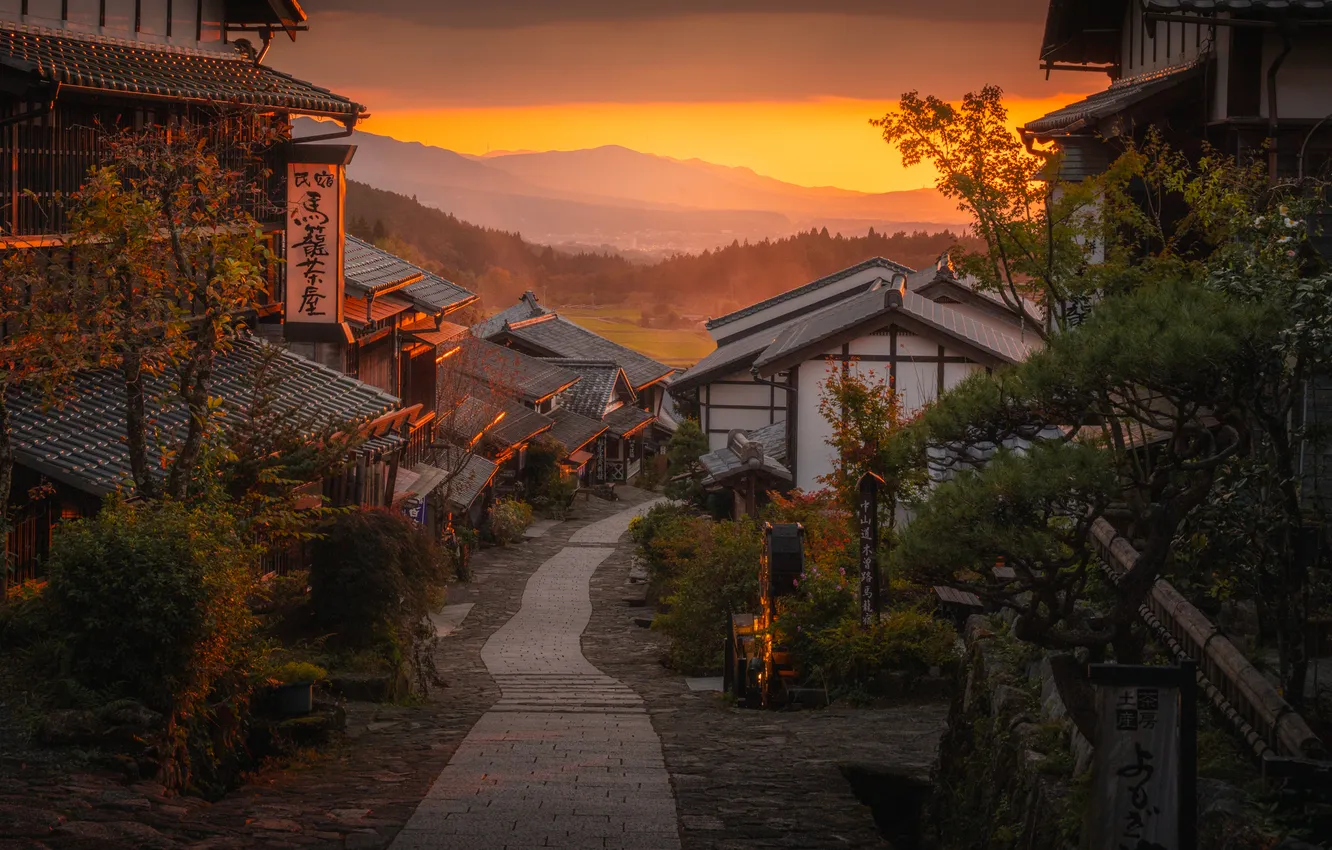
[392,500,678,850]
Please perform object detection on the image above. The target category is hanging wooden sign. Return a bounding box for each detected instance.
[285,144,355,342]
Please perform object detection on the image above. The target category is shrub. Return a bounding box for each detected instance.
[490,498,533,544]
[651,517,762,674]
[630,501,696,586]
[44,499,257,789]
[266,661,328,685]
[532,471,579,519]
[309,509,443,650]
[799,610,957,693]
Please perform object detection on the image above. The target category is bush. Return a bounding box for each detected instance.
[798,610,957,693]
[266,661,328,685]
[309,509,443,650]
[532,471,579,519]
[650,517,762,674]
[44,499,257,789]
[490,498,533,544]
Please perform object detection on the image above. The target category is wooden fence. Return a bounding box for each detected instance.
[1091,518,1326,760]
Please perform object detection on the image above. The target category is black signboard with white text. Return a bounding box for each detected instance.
[857,471,884,627]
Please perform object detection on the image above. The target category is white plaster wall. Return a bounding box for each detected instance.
[791,333,987,492]
[702,370,787,450]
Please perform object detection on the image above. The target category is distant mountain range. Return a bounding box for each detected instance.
[294,119,968,258]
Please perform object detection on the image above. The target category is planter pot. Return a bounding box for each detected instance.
[271,682,314,717]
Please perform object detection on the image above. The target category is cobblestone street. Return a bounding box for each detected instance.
[0,489,946,849]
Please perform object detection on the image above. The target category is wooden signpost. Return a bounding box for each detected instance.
[858,471,885,627]
[1087,662,1197,850]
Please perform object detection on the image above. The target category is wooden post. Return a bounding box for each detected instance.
[858,471,884,626]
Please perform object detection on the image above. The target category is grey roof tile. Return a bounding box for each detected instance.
[546,407,607,452]
[1146,0,1331,8]
[670,330,784,394]
[453,337,580,404]
[344,235,476,315]
[488,399,554,448]
[754,284,1037,373]
[474,293,671,390]
[0,24,362,118]
[1022,62,1203,137]
[424,447,499,512]
[604,405,654,438]
[704,257,913,333]
[10,338,402,497]
[542,360,628,420]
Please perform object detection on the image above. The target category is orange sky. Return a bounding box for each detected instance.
[359,93,1095,195]
[272,5,1106,195]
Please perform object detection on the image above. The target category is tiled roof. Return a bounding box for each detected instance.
[546,407,607,453]
[544,360,627,420]
[344,235,477,316]
[425,448,500,513]
[453,338,580,405]
[1145,0,1331,9]
[698,423,791,487]
[604,405,654,439]
[669,330,783,394]
[488,399,554,448]
[437,395,505,447]
[705,257,913,333]
[1022,62,1202,137]
[474,293,671,390]
[10,338,401,497]
[505,316,672,390]
[403,319,468,349]
[754,283,1037,374]
[471,291,548,340]
[0,24,362,118]
[344,292,413,325]
[746,421,788,463]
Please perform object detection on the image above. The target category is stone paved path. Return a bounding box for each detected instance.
[392,500,678,850]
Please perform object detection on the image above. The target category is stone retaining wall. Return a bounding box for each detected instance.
[925,616,1089,850]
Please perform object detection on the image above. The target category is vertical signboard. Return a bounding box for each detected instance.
[285,145,355,342]
[595,435,607,484]
[1088,663,1197,850]
[857,471,884,627]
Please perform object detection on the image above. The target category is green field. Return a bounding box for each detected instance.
[559,308,714,369]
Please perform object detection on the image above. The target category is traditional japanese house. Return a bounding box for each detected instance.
[1028,0,1332,186]
[473,291,675,456]
[696,421,791,518]
[673,257,1039,492]
[671,258,912,452]
[546,359,654,484]
[2,3,364,255]
[5,337,412,582]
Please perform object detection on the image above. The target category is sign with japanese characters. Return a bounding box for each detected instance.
[1088,679,1181,850]
[857,471,884,627]
[286,161,345,326]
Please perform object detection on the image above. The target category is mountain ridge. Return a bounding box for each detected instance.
[295,119,968,258]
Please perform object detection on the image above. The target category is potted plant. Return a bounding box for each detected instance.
[265,661,328,717]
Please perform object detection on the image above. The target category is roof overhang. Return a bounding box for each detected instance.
[1039,0,1127,69]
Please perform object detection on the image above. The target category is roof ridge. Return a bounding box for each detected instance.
[705,256,915,331]
[1,21,237,59]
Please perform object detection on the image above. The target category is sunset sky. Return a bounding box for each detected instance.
[270,1,1107,195]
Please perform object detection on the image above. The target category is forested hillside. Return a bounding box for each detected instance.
[346,181,981,316]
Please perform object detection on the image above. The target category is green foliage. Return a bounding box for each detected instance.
[309,509,444,651]
[43,498,257,789]
[649,517,762,674]
[893,442,1116,649]
[266,661,328,685]
[663,418,710,504]
[346,179,981,312]
[800,611,957,693]
[489,498,534,545]
[629,501,697,588]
